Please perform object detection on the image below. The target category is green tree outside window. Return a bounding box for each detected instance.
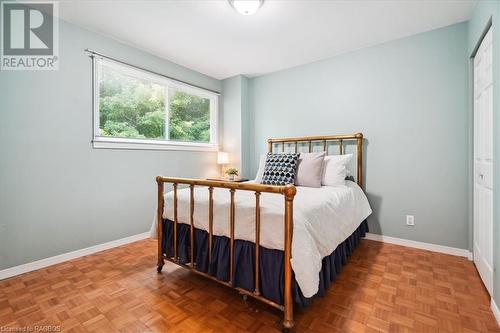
[98,64,211,143]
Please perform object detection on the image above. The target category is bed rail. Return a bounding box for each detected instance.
[156,176,297,330]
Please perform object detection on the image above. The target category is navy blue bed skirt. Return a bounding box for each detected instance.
[162,219,368,308]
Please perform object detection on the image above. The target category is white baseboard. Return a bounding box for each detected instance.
[0,232,150,280]
[492,299,500,326]
[0,231,475,280]
[363,233,473,260]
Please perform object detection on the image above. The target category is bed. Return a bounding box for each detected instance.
[152,133,372,331]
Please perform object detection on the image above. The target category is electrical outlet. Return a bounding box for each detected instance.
[406,215,415,226]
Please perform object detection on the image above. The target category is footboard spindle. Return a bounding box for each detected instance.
[254,192,261,295]
[173,183,178,261]
[189,184,195,267]
[229,189,236,284]
[208,187,214,263]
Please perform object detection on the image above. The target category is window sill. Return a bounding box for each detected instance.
[92,137,219,152]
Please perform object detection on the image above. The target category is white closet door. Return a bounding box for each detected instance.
[473,27,493,295]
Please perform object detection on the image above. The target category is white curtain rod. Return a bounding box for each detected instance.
[84,48,221,95]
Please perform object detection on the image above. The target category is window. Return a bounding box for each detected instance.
[92,58,218,151]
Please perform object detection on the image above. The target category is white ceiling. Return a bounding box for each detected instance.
[58,0,476,80]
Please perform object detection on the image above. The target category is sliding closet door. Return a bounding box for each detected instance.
[473,27,493,295]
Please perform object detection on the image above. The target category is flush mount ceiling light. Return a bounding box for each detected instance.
[228,0,264,16]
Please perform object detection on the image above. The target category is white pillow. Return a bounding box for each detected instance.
[322,154,353,186]
[254,154,267,183]
[295,152,325,188]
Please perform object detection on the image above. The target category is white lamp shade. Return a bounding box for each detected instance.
[217,152,229,164]
[229,0,263,15]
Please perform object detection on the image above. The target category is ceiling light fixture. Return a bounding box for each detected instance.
[228,0,264,16]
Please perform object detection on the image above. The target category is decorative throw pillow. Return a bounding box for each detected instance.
[322,154,353,186]
[261,153,300,185]
[295,152,326,188]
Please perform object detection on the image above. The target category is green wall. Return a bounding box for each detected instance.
[0,18,221,269]
[248,22,470,249]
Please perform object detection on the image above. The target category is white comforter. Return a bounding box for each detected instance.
[150,180,372,297]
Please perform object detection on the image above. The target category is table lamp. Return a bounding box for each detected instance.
[217,151,229,178]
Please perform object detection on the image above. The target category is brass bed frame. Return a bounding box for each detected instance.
[156,133,364,331]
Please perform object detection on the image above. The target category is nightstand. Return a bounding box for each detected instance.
[206,177,249,183]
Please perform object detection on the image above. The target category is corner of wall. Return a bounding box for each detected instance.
[220,75,253,179]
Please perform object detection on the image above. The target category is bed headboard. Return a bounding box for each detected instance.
[267,133,364,187]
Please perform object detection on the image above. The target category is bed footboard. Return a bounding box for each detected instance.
[155,176,297,331]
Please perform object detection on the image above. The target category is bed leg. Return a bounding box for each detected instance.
[282,320,294,332]
[282,185,296,331]
[156,177,165,274]
[282,286,295,331]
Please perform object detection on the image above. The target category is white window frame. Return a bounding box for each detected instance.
[92,57,219,152]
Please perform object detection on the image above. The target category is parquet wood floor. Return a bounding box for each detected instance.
[1,239,499,333]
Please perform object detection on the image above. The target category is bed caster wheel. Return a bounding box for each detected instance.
[157,265,164,273]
